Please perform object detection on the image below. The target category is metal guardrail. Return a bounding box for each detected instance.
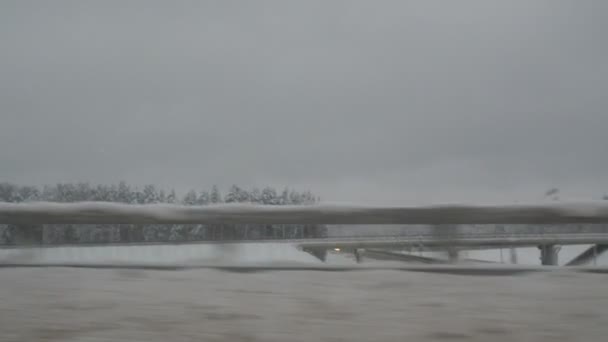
[2,202,608,253]
[2,201,608,224]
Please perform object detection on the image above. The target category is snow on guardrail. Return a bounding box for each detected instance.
[2,201,608,224]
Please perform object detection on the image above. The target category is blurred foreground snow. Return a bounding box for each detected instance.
[2,266,608,341]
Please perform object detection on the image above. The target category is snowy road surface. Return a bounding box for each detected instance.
[1,267,607,342]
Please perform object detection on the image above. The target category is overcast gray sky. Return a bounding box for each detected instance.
[1,1,607,204]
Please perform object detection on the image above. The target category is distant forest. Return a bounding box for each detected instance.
[0,182,327,245]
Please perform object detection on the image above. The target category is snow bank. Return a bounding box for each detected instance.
[0,243,320,266]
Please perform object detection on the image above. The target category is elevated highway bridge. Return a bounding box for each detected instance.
[2,201,608,266]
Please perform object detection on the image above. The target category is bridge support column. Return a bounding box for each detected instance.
[447,248,459,264]
[593,245,598,266]
[539,244,559,266]
[354,248,364,263]
[510,248,518,264]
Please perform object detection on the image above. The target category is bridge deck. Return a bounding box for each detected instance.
[3,233,608,250]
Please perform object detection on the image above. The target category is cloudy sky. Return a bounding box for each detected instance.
[1,1,607,204]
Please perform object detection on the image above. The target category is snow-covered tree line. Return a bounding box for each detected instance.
[0,182,319,205]
[0,182,326,245]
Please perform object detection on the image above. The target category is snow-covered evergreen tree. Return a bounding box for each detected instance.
[133,188,146,204]
[117,181,132,203]
[183,190,198,205]
[250,188,262,204]
[40,185,57,201]
[197,190,210,205]
[225,185,249,203]
[74,182,92,201]
[289,190,301,205]
[142,185,158,204]
[18,185,40,202]
[92,185,106,201]
[261,187,278,205]
[280,188,290,205]
[210,185,222,203]
[167,189,177,204]
[225,185,238,203]
[0,182,17,202]
[57,183,79,202]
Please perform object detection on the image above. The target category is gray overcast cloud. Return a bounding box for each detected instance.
[1,1,607,204]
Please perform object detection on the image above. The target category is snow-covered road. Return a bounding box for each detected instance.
[1,266,607,341]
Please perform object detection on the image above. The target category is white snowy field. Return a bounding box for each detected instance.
[2,244,608,341]
[1,243,607,267]
[0,243,321,266]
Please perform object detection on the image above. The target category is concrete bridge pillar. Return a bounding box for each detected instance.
[447,248,459,263]
[509,247,518,264]
[354,248,364,263]
[539,244,559,266]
